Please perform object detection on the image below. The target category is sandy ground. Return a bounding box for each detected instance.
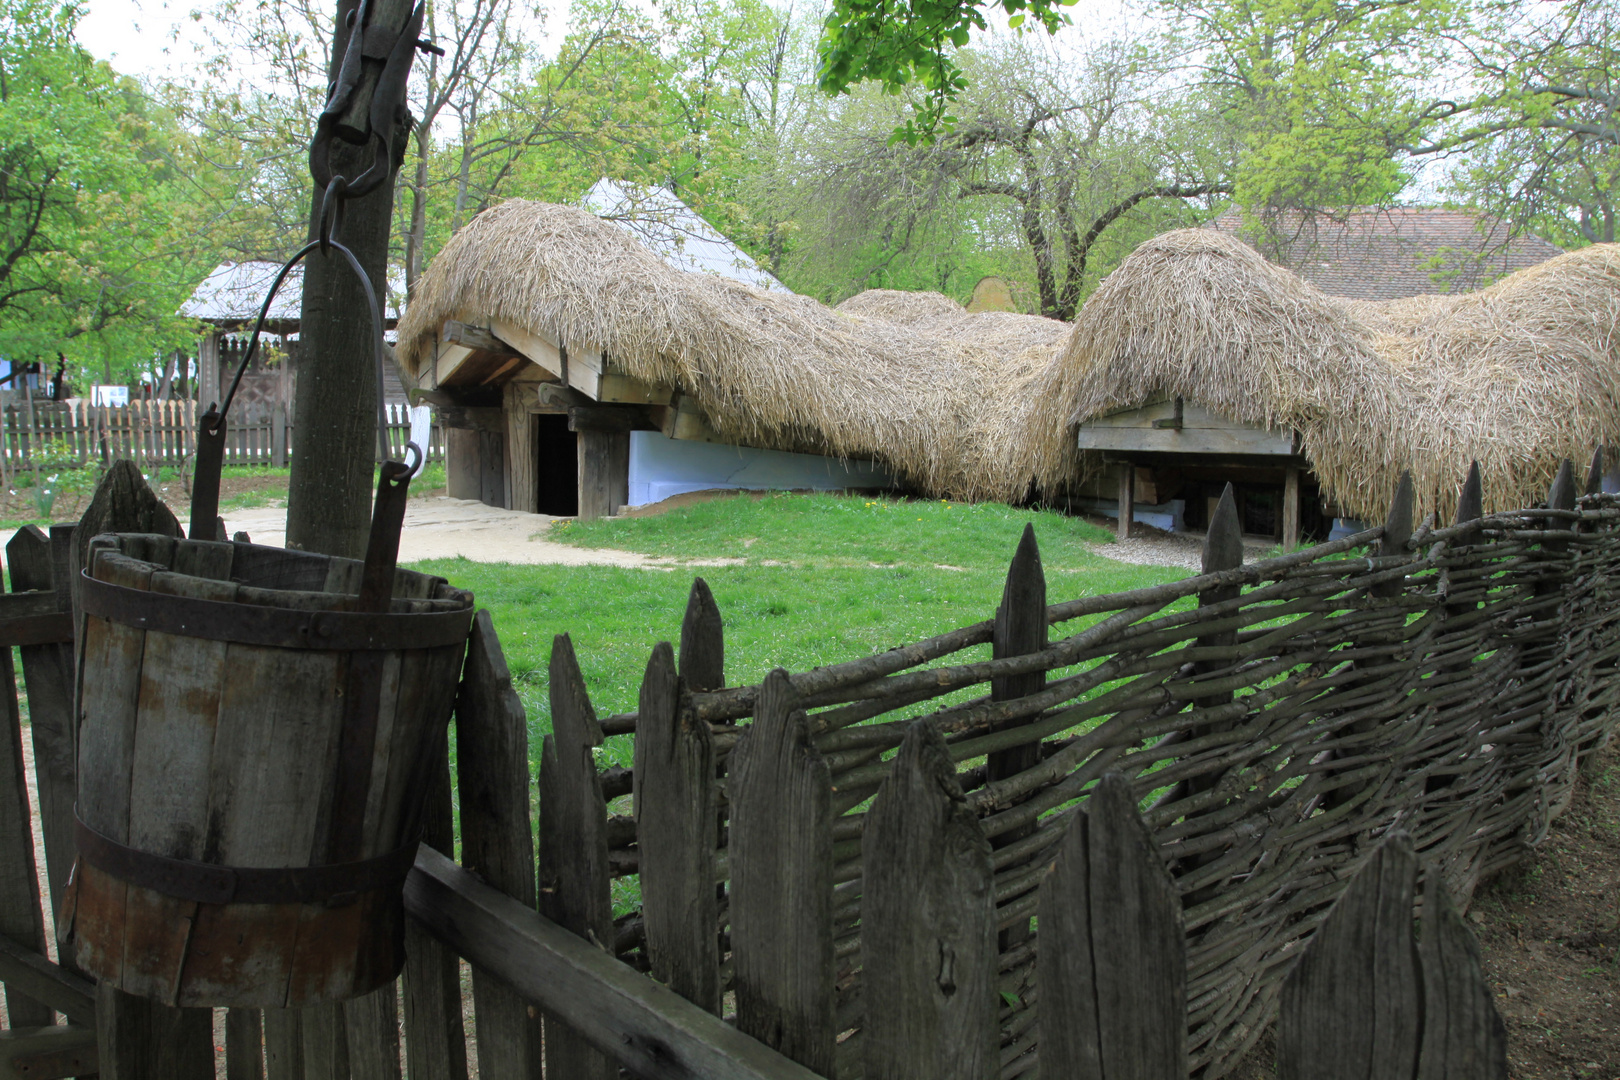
[220,494,1261,572]
[223,496,740,569]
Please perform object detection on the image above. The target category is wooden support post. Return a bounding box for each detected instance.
[455,611,543,1080]
[633,641,719,1014]
[1039,773,1186,1078]
[860,720,997,1080]
[1277,835,1424,1080]
[1283,466,1301,549]
[1116,463,1134,540]
[504,386,535,513]
[729,670,835,1076]
[401,735,467,1080]
[988,524,1045,949]
[577,429,630,521]
[272,404,288,468]
[678,578,724,693]
[538,634,616,1080]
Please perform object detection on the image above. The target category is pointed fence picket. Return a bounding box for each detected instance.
[0,454,1607,1079]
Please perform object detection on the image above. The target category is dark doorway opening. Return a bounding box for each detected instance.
[535,413,579,516]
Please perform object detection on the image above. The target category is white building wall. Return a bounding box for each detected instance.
[628,431,895,507]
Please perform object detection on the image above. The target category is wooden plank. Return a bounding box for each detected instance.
[443,428,480,500]
[0,1023,98,1079]
[729,669,835,1075]
[504,384,536,513]
[227,1008,266,1080]
[343,984,401,1080]
[488,319,565,380]
[1039,772,1186,1078]
[300,1003,349,1080]
[1076,413,1297,456]
[988,524,1045,950]
[861,719,996,1080]
[0,576,53,1027]
[678,578,724,692]
[0,924,94,1025]
[444,321,520,357]
[6,528,77,924]
[94,982,213,1080]
[538,633,615,1080]
[406,846,825,1080]
[477,431,506,509]
[455,610,543,1080]
[262,1009,305,1080]
[401,736,468,1080]
[633,641,719,1014]
[1276,834,1421,1080]
[664,395,726,443]
[1416,866,1508,1079]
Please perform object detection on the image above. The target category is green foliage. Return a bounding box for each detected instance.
[0,0,206,379]
[411,496,1180,760]
[815,0,1076,141]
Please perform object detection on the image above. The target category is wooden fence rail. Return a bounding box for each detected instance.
[0,402,442,470]
[0,456,1605,1079]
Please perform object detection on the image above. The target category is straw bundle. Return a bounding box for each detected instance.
[399,200,1069,501]
[1025,229,1620,523]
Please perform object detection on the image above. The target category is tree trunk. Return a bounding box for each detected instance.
[285,0,411,559]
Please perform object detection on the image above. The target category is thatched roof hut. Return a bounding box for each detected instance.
[397,199,1068,505]
[1025,229,1620,524]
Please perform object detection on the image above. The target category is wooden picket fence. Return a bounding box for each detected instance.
[0,453,1609,1079]
[0,401,442,469]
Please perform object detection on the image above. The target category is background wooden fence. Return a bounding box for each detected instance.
[0,455,1605,1078]
[0,402,442,470]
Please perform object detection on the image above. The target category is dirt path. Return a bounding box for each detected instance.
[223,497,739,569]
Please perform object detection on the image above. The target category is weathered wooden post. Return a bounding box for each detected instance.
[1038,772,1186,1079]
[456,611,543,1079]
[861,720,997,1080]
[1586,447,1605,497]
[538,633,615,1080]
[1372,472,1415,599]
[1187,483,1242,800]
[1283,466,1301,549]
[989,525,1045,949]
[1277,833,1505,1079]
[1117,463,1135,540]
[634,641,720,1013]
[679,577,724,693]
[729,669,836,1075]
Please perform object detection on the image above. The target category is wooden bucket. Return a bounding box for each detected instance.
[60,532,474,1008]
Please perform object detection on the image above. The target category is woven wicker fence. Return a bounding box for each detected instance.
[552,456,1620,1079]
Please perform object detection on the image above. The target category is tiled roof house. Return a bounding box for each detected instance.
[1207,208,1564,300]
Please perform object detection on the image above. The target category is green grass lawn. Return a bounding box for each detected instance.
[411,492,1190,768]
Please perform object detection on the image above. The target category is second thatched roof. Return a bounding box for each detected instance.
[400,200,1620,522]
[397,199,1068,502]
[1022,229,1620,523]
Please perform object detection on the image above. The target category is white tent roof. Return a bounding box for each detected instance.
[582,178,787,292]
[180,261,404,324]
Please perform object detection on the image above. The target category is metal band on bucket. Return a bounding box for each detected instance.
[78,571,473,651]
[74,816,420,907]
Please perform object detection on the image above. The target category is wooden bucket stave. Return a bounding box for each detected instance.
[64,533,473,1007]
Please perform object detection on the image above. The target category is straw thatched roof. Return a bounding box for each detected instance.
[1024,228,1620,522]
[401,200,1620,522]
[397,199,1068,501]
